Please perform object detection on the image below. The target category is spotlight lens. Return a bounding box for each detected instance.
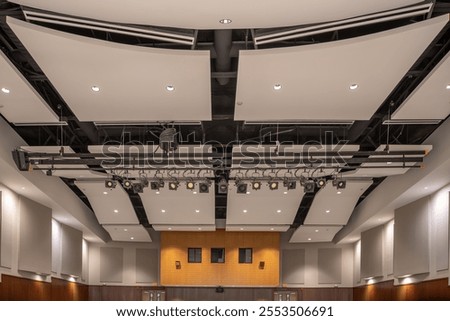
[252,182,261,190]
[1,87,10,94]
[186,181,195,190]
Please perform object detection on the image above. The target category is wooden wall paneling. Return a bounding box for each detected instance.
[353,278,450,300]
[301,287,353,301]
[51,277,88,301]
[160,230,280,286]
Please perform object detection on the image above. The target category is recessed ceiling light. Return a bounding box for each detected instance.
[1,87,10,94]
[161,209,166,213]
[219,19,232,24]
[156,191,160,195]
[337,191,342,194]
[166,85,175,92]
[424,186,428,190]
[21,187,25,190]
[349,84,358,90]
[130,237,134,240]
[315,229,319,233]
[326,210,330,213]
[276,210,282,213]
[246,191,251,194]
[103,191,108,195]
[91,86,100,92]
[446,84,450,90]
[283,191,288,195]
[273,84,282,91]
[113,209,119,213]
[308,238,312,241]
[193,191,197,195]
[195,209,200,213]
[243,210,247,213]
[124,229,128,232]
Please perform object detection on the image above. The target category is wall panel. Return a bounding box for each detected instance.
[282,249,305,284]
[318,248,342,284]
[136,249,158,284]
[100,247,123,283]
[18,196,52,275]
[160,231,279,286]
[394,197,430,277]
[0,188,16,268]
[61,224,82,277]
[361,225,383,279]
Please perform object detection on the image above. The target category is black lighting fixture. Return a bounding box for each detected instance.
[105,179,117,189]
[159,127,178,155]
[236,181,248,194]
[168,180,179,191]
[218,178,228,194]
[132,182,144,193]
[123,179,133,189]
[283,179,296,190]
[334,178,347,189]
[251,181,262,190]
[316,178,327,189]
[150,180,165,190]
[303,180,315,193]
[269,181,279,190]
[186,180,195,190]
[46,169,53,176]
[199,180,210,193]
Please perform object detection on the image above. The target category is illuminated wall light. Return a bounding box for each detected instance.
[1,87,11,94]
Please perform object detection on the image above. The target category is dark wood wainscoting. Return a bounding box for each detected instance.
[0,275,88,301]
[354,278,450,300]
[88,286,165,301]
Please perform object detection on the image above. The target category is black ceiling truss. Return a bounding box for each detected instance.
[1,1,449,228]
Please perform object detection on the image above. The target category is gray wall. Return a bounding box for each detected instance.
[318,248,342,284]
[281,249,305,284]
[361,225,383,279]
[18,195,52,275]
[61,224,83,277]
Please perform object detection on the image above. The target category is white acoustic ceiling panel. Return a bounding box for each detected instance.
[226,179,304,230]
[0,51,59,124]
[230,144,360,178]
[103,225,152,242]
[8,17,211,122]
[75,181,139,224]
[235,15,449,121]
[304,180,372,225]
[140,185,215,227]
[343,144,432,177]
[20,146,106,179]
[289,225,343,243]
[393,51,450,120]
[10,0,423,29]
[226,225,289,232]
[152,225,216,232]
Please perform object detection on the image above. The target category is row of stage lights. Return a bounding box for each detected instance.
[104,177,347,194]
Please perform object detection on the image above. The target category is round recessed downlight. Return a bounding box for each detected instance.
[326,210,331,213]
[315,229,319,233]
[91,86,100,92]
[273,84,282,91]
[219,19,232,24]
[446,84,450,90]
[349,84,359,90]
[1,87,10,94]
[276,210,281,213]
[103,191,108,195]
[114,209,119,213]
[166,85,175,92]
[243,209,247,213]
[124,229,128,232]
[161,209,166,213]
[195,209,200,213]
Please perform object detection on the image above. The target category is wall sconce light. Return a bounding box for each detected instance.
[175,261,181,269]
[259,261,265,270]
